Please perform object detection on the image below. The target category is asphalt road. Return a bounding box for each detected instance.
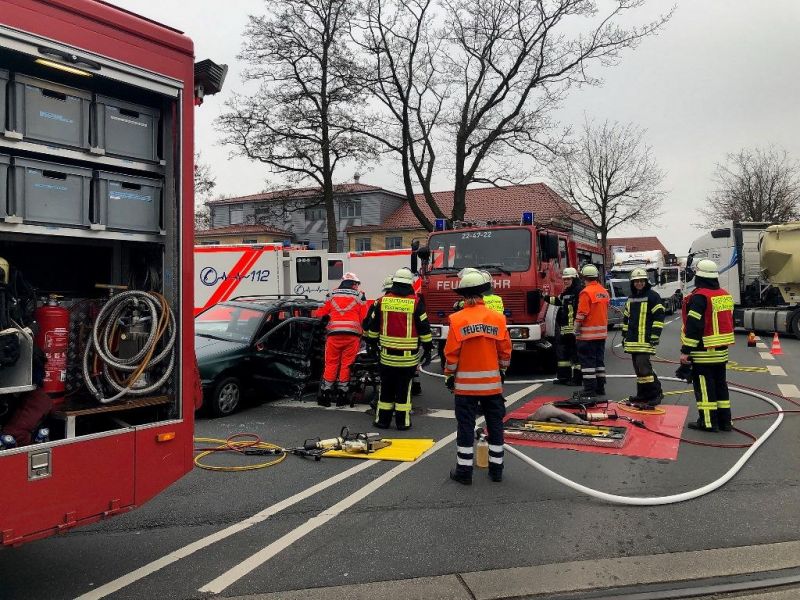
[2,320,800,600]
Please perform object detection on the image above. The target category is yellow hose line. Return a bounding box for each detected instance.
[193,437,287,472]
[655,355,768,374]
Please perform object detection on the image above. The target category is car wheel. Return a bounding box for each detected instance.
[210,376,241,417]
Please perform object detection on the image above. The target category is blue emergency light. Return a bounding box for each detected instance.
[435,218,447,231]
[283,240,292,247]
[521,212,534,225]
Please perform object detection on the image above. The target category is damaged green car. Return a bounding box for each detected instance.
[194,297,325,417]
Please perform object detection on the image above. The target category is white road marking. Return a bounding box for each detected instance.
[614,342,622,348]
[778,383,800,398]
[760,352,775,361]
[767,366,787,376]
[270,400,370,413]
[198,384,542,595]
[665,318,679,325]
[756,342,768,349]
[74,460,378,600]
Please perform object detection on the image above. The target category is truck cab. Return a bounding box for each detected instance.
[417,220,603,357]
[609,250,683,314]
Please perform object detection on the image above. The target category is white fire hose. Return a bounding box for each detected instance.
[419,368,783,506]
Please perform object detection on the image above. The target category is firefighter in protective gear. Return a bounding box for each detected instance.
[317,272,368,407]
[574,264,609,398]
[444,270,511,485]
[365,267,432,430]
[622,268,665,406]
[452,269,505,314]
[545,267,583,385]
[680,259,735,432]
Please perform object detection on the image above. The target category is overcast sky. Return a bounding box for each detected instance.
[112,0,800,256]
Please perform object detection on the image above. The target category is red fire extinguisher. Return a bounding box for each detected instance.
[34,296,69,402]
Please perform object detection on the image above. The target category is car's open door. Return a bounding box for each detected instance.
[250,317,324,399]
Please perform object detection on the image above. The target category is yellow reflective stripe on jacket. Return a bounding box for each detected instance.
[651,304,665,314]
[687,310,702,320]
[703,332,735,346]
[690,348,729,363]
[379,334,419,349]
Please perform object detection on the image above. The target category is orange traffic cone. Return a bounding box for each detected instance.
[747,332,757,347]
[770,332,783,356]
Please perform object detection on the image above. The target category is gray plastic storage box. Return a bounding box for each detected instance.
[94,170,162,233]
[94,94,160,162]
[9,157,92,227]
[9,74,91,151]
[0,153,9,219]
[0,69,8,133]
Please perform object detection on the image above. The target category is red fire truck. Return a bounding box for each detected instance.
[0,0,223,546]
[415,217,603,358]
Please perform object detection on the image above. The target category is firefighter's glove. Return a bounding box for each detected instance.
[319,315,330,326]
[445,375,455,391]
[675,363,693,383]
[500,370,506,384]
[650,336,660,348]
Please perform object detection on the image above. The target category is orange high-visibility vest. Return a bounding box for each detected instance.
[444,301,512,396]
[575,280,609,341]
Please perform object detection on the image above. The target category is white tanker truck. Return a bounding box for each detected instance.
[687,221,800,338]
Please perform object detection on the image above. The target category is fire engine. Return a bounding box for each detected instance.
[414,215,603,359]
[0,0,223,546]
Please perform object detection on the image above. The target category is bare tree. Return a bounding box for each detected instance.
[194,152,216,231]
[698,146,800,226]
[549,119,665,255]
[357,0,447,231]
[217,0,375,249]
[442,0,672,221]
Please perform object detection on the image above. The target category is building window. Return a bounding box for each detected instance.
[385,236,402,249]
[304,205,326,221]
[198,240,220,245]
[242,239,257,244]
[339,200,361,218]
[230,207,244,225]
[355,237,371,251]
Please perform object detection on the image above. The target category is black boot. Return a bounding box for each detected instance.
[595,378,606,396]
[449,467,472,485]
[374,407,393,429]
[335,387,348,408]
[395,411,412,431]
[687,416,718,432]
[717,407,732,432]
[488,466,503,482]
[317,387,332,407]
[411,379,422,396]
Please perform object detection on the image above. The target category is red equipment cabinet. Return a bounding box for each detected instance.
[0,0,203,547]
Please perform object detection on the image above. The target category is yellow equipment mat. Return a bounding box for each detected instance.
[324,438,435,461]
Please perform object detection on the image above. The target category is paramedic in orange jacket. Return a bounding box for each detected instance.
[316,272,367,407]
[444,270,512,485]
[573,264,610,399]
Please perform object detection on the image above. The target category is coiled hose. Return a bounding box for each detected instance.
[82,291,176,404]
